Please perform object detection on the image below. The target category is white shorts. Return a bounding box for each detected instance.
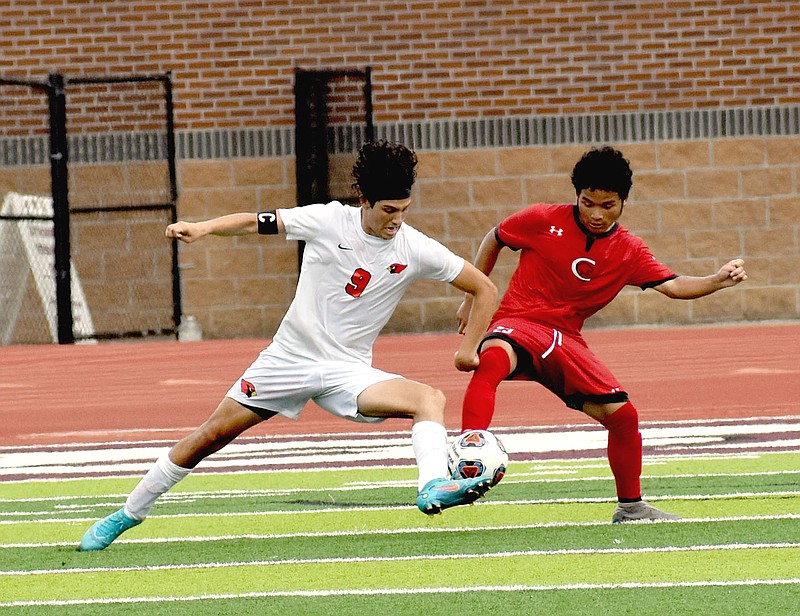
[225,347,403,424]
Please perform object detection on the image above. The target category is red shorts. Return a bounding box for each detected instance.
[483,317,629,411]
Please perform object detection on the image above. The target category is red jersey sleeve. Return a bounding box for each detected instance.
[496,203,556,250]
[626,237,677,289]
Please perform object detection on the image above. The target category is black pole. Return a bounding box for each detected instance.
[48,72,74,344]
[364,66,374,142]
[163,71,182,335]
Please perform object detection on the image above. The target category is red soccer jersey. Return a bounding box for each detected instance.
[493,203,676,337]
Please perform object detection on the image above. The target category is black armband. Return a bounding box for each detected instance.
[257,210,279,235]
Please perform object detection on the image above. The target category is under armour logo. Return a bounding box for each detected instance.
[549,226,563,236]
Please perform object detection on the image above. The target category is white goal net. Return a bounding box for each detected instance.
[0,192,95,344]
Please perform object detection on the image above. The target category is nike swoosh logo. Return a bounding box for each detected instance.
[338,244,353,250]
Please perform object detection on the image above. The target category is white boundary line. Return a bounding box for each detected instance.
[3,469,798,507]
[2,513,799,550]
[2,579,800,607]
[4,541,800,577]
[2,489,800,527]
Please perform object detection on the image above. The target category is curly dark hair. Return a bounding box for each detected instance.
[571,146,633,201]
[351,140,417,205]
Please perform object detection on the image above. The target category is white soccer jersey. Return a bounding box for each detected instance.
[269,201,464,364]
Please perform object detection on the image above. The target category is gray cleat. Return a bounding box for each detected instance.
[612,500,681,523]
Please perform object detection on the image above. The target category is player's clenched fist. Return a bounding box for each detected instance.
[166,221,205,243]
[718,258,748,286]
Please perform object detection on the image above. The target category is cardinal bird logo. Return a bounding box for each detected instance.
[387,263,407,274]
[241,379,256,398]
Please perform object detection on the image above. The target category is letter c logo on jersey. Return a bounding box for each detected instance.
[571,257,596,282]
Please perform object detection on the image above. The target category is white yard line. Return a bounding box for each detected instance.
[1,513,799,549]
[3,542,800,577]
[4,578,800,608]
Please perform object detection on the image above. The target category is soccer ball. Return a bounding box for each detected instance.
[448,429,508,486]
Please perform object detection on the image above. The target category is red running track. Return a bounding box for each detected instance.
[1,322,798,447]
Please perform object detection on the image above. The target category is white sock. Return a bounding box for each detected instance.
[411,420,449,491]
[123,452,192,520]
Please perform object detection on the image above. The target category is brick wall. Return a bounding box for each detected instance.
[2,1,799,340]
[3,1,799,127]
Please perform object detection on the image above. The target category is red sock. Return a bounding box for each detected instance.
[599,402,642,501]
[461,346,511,432]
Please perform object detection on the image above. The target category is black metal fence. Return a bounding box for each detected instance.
[293,67,373,267]
[0,72,179,344]
[294,67,374,205]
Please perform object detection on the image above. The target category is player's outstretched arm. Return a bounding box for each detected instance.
[166,212,280,244]
[456,228,503,333]
[450,261,498,372]
[654,258,748,299]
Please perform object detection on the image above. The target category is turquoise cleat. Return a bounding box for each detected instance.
[416,476,492,515]
[79,507,141,551]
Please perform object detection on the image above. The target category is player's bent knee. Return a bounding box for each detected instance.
[431,387,446,411]
[198,425,235,450]
[357,379,446,421]
[415,386,446,421]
